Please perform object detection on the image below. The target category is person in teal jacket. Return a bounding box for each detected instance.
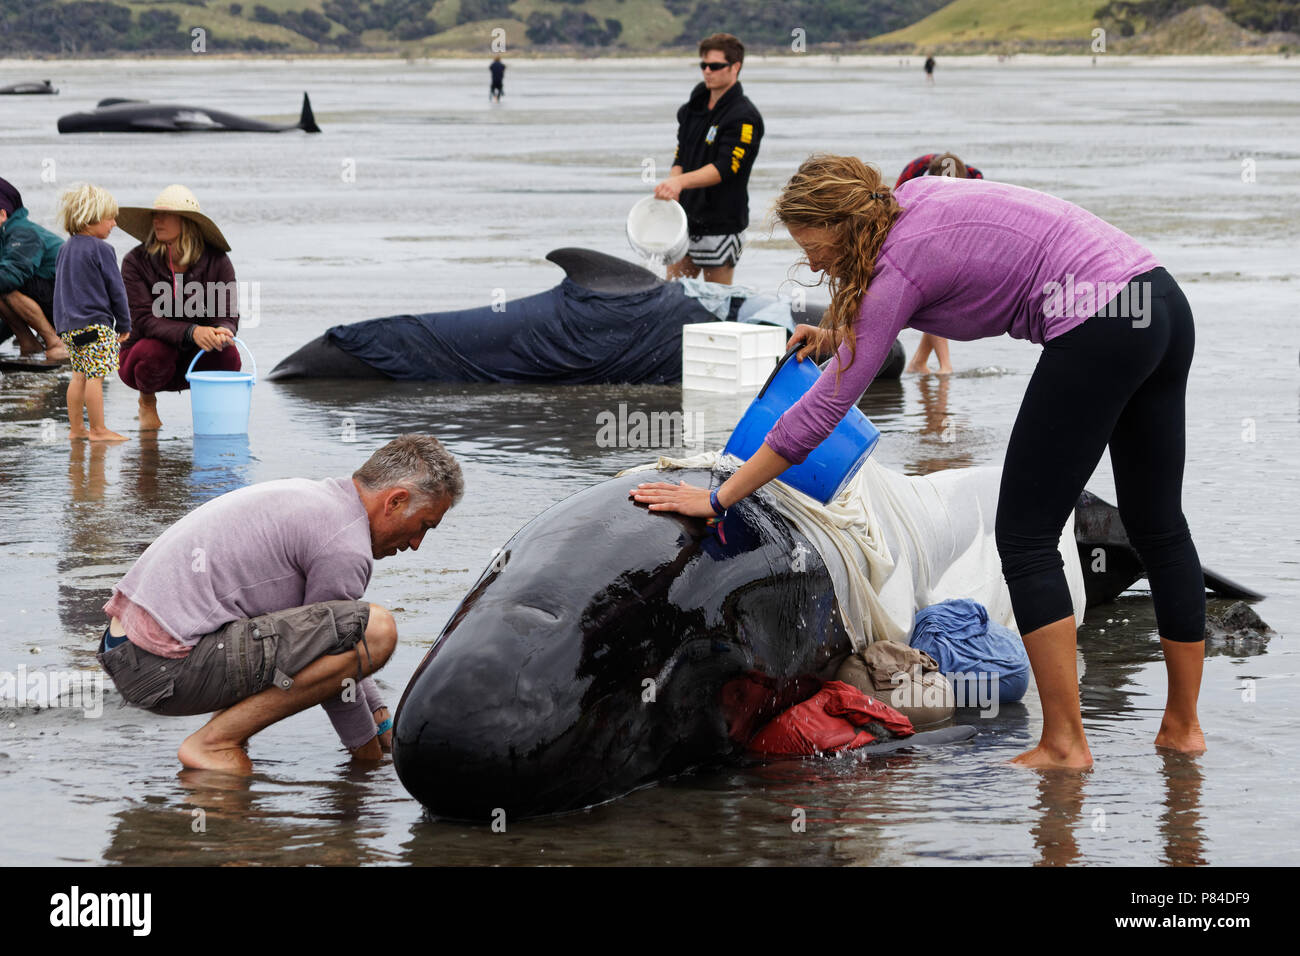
[0,177,68,360]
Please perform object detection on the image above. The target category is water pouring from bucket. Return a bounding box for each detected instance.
[185,337,256,436]
[626,196,689,266]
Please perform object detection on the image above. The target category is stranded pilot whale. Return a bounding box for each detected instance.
[0,79,57,95]
[266,247,907,385]
[393,459,1262,820]
[57,92,320,133]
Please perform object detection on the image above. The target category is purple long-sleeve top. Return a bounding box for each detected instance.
[763,176,1161,465]
[105,476,386,749]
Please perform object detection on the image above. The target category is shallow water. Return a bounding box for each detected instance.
[1,54,1297,866]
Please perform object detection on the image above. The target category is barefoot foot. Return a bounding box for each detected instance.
[44,345,69,361]
[88,427,129,443]
[68,428,89,440]
[137,397,162,431]
[1155,721,1206,754]
[179,732,254,773]
[1009,739,1093,770]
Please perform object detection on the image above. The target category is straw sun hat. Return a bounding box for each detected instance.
[116,184,231,252]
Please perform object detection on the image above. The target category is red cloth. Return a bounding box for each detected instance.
[747,680,915,757]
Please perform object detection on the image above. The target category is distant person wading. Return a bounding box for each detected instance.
[490,56,505,102]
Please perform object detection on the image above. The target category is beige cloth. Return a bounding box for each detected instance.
[619,450,1087,653]
[835,642,956,729]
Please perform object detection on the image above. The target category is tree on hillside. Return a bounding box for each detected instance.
[676,0,950,45]
[1095,0,1299,34]
[525,8,622,45]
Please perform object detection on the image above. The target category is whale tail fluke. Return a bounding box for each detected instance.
[298,92,321,133]
[1074,490,1264,605]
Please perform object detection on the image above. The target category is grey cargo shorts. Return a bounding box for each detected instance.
[97,600,372,716]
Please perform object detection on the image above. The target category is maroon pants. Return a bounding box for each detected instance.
[119,337,241,393]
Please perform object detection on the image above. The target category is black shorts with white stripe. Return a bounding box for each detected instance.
[687,233,744,268]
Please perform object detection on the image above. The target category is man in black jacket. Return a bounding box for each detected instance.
[654,33,764,285]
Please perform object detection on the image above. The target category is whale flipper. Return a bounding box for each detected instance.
[856,724,978,755]
[545,247,663,293]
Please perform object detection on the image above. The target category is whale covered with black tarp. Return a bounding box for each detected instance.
[267,247,906,385]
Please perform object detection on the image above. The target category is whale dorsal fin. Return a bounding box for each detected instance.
[545,248,664,294]
[96,97,146,108]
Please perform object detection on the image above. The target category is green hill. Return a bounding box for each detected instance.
[869,0,1300,53]
[2,0,1295,55]
[871,0,1102,48]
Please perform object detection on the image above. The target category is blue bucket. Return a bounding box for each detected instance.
[723,346,880,503]
[185,337,256,436]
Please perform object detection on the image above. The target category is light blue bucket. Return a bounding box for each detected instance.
[723,346,880,504]
[185,336,256,436]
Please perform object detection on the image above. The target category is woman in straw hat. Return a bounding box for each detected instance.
[116,185,241,430]
[632,154,1207,771]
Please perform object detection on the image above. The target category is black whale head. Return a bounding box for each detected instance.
[393,467,848,820]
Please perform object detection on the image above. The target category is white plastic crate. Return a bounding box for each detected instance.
[682,322,786,393]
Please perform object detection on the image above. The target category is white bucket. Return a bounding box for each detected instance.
[626,196,689,265]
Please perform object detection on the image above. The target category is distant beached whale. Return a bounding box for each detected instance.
[266,247,906,386]
[0,80,57,95]
[57,92,320,133]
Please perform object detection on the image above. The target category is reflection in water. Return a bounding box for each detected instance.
[909,374,974,475]
[191,435,256,504]
[1156,750,1207,866]
[1030,770,1088,867]
[101,764,394,866]
[56,435,204,638]
[59,441,116,639]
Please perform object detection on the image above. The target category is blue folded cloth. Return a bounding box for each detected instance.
[908,599,1030,703]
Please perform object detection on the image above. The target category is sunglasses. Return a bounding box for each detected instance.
[699,61,733,71]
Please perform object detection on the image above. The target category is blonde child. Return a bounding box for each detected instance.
[53,184,131,441]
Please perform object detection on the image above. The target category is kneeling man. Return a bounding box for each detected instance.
[98,434,463,773]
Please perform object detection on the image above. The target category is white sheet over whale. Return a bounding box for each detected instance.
[620,453,1087,653]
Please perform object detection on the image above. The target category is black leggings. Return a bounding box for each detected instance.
[995,267,1205,642]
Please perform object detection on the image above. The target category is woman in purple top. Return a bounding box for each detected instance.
[632,154,1206,769]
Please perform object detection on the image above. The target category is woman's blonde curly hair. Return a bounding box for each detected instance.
[773,154,904,373]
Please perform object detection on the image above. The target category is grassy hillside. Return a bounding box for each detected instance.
[870,0,1103,48]
[7,0,1296,55]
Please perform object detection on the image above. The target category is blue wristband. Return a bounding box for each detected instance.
[375,717,393,736]
[709,489,726,517]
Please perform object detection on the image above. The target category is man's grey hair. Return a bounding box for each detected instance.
[353,434,464,508]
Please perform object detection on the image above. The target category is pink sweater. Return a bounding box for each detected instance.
[763,176,1161,465]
